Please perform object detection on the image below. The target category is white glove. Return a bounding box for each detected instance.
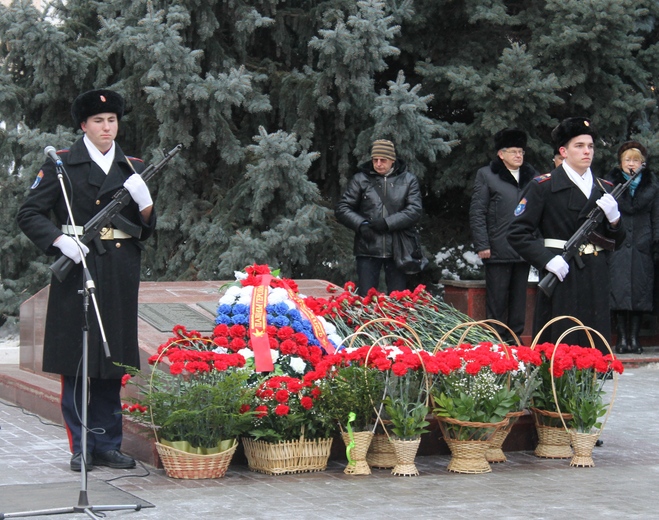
[545,255,569,282]
[54,235,89,264]
[123,174,153,211]
[595,193,620,223]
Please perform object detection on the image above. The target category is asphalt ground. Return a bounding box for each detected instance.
[1,361,658,520]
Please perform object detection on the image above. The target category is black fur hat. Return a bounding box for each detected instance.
[494,128,527,151]
[551,117,596,149]
[71,89,125,127]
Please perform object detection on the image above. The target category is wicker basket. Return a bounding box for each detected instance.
[437,416,509,474]
[486,410,527,463]
[569,430,600,467]
[531,407,574,459]
[242,436,333,475]
[156,439,237,479]
[366,433,397,469]
[391,437,421,476]
[341,431,374,475]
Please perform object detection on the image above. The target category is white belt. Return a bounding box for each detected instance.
[544,238,603,255]
[61,225,131,240]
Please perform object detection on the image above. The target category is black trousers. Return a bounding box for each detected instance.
[484,262,530,341]
[356,256,407,297]
[61,375,123,455]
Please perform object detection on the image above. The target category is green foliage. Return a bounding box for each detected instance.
[433,387,519,425]
[2,0,659,316]
[122,365,255,448]
[383,396,429,439]
[318,364,386,431]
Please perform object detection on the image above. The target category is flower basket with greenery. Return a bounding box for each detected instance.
[432,343,536,441]
[541,341,623,434]
[241,375,335,475]
[121,326,255,452]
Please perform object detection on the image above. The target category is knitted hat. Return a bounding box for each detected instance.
[494,128,527,151]
[371,139,396,161]
[617,141,648,162]
[551,117,597,149]
[71,89,125,127]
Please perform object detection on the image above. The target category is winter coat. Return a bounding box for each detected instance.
[335,160,422,257]
[605,167,659,311]
[508,166,626,348]
[16,138,155,378]
[469,157,537,263]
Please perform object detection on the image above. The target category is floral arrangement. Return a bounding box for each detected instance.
[213,264,341,380]
[431,343,541,440]
[246,375,335,442]
[532,343,624,433]
[304,283,499,350]
[121,326,254,452]
[308,346,387,432]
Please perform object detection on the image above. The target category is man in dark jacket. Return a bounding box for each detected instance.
[470,128,537,343]
[508,117,625,352]
[17,89,155,471]
[335,139,422,296]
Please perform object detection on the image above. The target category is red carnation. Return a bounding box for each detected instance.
[275,404,290,416]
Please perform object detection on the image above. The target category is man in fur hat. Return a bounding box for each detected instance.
[470,128,538,343]
[508,117,625,353]
[17,89,155,471]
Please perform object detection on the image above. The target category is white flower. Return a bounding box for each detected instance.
[237,348,254,359]
[318,316,336,335]
[271,349,280,363]
[384,346,403,359]
[234,271,248,281]
[218,285,243,305]
[328,333,343,348]
[268,287,288,305]
[237,285,254,305]
[288,356,306,374]
[213,346,229,355]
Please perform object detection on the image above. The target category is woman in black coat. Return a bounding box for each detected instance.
[606,141,659,354]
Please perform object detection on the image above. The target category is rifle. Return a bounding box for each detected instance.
[537,163,644,297]
[50,144,183,282]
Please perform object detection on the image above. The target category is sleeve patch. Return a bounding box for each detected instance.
[30,170,44,189]
[534,173,552,183]
[514,197,527,216]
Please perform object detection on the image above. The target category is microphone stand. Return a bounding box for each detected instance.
[2,154,141,519]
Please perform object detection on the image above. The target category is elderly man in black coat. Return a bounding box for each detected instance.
[17,89,156,471]
[470,128,537,343]
[508,118,625,353]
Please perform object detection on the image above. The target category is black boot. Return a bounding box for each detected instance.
[629,312,644,354]
[614,312,629,354]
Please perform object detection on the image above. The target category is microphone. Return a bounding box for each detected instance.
[44,146,63,165]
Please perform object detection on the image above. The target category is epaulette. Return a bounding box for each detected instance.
[534,173,552,183]
[126,156,144,163]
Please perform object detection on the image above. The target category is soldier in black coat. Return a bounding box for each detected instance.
[508,118,625,353]
[470,128,537,343]
[17,89,156,471]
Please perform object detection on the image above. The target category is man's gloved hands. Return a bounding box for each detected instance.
[545,255,569,282]
[369,218,388,232]
[596,193,620,224]
[54,235,89,264]
[124,174,153,211]
[359,222,376,241]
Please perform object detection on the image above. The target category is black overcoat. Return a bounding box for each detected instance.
[17,138,155,378]
[469,157,537,263]
[605,167,659,311]
[335,160,422,258]
[507,166,625,348]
